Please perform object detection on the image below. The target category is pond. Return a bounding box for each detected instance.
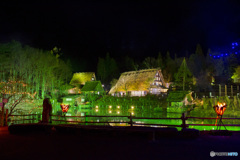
[48,103,240,131]
[12,101,239,131]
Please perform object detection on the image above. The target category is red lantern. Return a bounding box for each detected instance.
[213,102,227,129]
[213,102,227,116]
[60,104,70,113]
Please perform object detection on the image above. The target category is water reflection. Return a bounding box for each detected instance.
[47,104,240,131]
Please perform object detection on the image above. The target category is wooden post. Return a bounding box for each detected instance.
[22,113,25,124]
[129,113,133,127]
[85,112,88,125]
[31,114,34,123]
[225,85,227,96]
[181,113,187,129]
[231,85,233,97]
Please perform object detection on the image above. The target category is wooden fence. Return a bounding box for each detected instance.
[7,113,240,130]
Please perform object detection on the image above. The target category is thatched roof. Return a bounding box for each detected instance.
[70,72,96,86]
[109,69,165,94]
[81,81,104,92]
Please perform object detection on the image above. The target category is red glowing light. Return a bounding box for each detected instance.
[60,104,70,113]
[214,102,227,116]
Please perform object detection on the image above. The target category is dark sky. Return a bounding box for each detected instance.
[1,0,240,71]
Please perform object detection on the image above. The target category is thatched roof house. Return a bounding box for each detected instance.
[70,72,96,86]
[109,69,168,96]
[81,81,105,95]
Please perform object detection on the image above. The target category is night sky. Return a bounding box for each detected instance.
[1,1,240,71]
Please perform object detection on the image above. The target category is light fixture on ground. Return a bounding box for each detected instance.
[60,104,70,116]
[213,102,227,130]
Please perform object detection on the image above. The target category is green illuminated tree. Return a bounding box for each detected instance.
[231,66,240,83]
[174,58,193,91]
[0,41,72,100]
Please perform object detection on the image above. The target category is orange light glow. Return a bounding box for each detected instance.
[214,102,227,116]
[60,104,70,113]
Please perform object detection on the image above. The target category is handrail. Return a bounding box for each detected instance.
[51,115,129,118]
[7,113,240,129]
[9,114,38,117]
[189,124,240,126]
[133,117,181,120]
[187,117,240,120]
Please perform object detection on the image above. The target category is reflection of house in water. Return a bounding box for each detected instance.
[109,69,169,97]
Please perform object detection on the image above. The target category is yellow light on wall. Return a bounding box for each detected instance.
[96,106,98,108]
[131,112,134,115]
[117,111,120,114]
[96,109,99,112]
[117,106,120,109]
[109,110,112,113]
[109,106,112,109]
[131,106,134,109]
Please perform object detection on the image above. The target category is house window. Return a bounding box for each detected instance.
[152,88,159,94]
[132,91,142,96]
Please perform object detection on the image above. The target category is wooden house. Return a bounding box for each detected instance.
[109,69,168,96]
[81,81,105,95]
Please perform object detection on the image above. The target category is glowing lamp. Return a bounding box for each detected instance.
[131,106,134,109]
[109,106,112,109]
[213,102,227,130]
[60,104,70,113]
[213,102,226,116]
[96,106,98,108]
[117,106,120,109]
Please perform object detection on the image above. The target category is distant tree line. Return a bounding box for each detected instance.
[97,44,240,92]
[1,41,239,96]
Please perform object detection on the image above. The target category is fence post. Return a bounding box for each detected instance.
[129,113,133,127]
[31,114,34,123]
[85,112,88,125]
[22,113,24,124]
[38,114,41,122]
[181,113,187,129]
[225,85,227,96]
